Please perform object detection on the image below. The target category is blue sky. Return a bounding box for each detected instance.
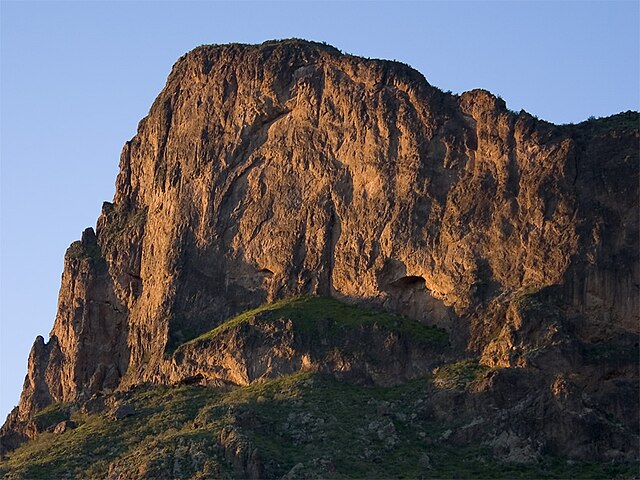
[1,0,638,421]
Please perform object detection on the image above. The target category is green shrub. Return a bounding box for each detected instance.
[433,359,490,390]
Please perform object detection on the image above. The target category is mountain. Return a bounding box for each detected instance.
[1,39,638,478]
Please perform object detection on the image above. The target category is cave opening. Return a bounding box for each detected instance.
[390,275,426,289]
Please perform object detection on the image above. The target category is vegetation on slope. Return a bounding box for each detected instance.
[3,297,637,479]
[433,359,491,390]
[181,295,449,349]
[1,371,636,479]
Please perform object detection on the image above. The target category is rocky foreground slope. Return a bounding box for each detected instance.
[1,39,638,477]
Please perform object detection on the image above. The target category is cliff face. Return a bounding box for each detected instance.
[3,40,638,461]
[16,229,129,419]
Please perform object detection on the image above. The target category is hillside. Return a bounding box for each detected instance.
[2,298,637,479]
[1,39,638,478]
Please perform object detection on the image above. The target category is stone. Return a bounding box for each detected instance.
[52,420,77,434]
[419,452,432,469]
[112,404,135,420]
[490,431,541,464]
[2,39,638,462]
[82,395,107,415]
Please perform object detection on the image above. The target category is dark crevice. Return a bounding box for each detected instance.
[258,268,274,277]
[326,196,342,296]
[390,275,426,289]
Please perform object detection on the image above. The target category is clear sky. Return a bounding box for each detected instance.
[1,0,638,421]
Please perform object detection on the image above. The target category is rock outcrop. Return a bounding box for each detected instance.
[16,228,129,418]
[162,298,448,388]
[2,40,638,461]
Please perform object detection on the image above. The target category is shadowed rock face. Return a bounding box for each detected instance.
[2,40,638,461]
[16,228,129,420]
[163,311,447,388]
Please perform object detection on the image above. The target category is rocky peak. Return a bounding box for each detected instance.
[2,40,638,464]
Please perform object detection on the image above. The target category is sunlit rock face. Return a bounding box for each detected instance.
[3,40,637,462]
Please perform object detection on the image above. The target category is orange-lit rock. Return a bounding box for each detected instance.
[2,40,637,461]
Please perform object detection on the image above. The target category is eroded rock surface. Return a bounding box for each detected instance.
[164,312,447,388]
[2,40,638,462]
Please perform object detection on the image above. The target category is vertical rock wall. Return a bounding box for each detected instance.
[8,41,638,425]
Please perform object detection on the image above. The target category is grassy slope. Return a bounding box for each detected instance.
[3,372,636,479]
[2,298,637,479]
[180,296,449,349]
